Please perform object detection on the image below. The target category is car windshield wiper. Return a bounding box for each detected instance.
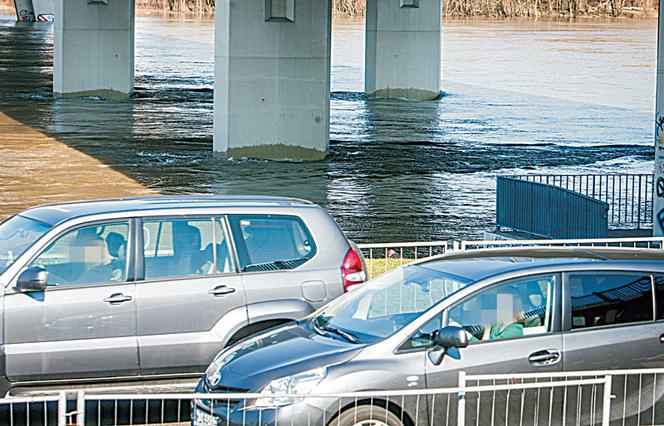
[313,317,359,343]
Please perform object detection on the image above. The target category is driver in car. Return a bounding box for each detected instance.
[77,235,122,283]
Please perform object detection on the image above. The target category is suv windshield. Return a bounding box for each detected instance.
[313,263,472,344]
[0,215,52,275]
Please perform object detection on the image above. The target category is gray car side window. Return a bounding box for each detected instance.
[448,276,554,343]
[569,273,653,330]
[399,275,554,351]
[29,221,130,286]
[142,217,232,280]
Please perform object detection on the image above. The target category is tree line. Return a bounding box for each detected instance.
[135,0,654,18]
[0,0,655,18]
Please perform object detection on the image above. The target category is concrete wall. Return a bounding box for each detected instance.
[32,0,54,21]
[214,0,332,160]
[365,0,442,100]
[53,0,135,97]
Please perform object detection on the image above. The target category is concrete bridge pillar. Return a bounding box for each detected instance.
[53,0,135,97]
[365,0,442,101]
[655,0,664,235]
[214,0,332,160]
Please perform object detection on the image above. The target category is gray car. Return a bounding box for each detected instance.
[194,247,664,426]
[0,195,366,396]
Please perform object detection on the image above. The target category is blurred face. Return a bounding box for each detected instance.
[77,239,112,265]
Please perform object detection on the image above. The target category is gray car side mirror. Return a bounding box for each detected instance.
[16,266,48,291]
[434,326,468,349]
[428,326,468,365]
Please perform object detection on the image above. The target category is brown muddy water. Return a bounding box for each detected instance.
[0,14,657,242]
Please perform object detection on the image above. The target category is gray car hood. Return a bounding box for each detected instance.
[210,323,365,392]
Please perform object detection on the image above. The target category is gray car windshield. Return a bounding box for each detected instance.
[0,215,52,275]
[313,263,472,343]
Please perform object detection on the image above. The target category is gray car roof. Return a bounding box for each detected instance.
[415,247,664,283]
[17,195,316,226]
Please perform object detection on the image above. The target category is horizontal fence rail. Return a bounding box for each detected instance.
[357,241,448,279]
[459,236,664,251]
[511,174,653,230]
[13,368,664,425]
[357,237,664,278]
[497,176,610,239]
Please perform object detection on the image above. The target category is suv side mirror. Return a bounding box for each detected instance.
[428,326,468,366]
[16,266,48,291]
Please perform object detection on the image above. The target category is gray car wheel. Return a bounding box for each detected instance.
[332,405,404,426]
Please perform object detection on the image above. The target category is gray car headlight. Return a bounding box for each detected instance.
[251,367,327,409]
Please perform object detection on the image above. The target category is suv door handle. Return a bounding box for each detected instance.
[209,285,236,297]
[528,349,561,366]
[103,293,133,305]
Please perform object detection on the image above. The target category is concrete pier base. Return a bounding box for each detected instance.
[365,0,442,101]
[53,0,134,97]
[213,0,332,160]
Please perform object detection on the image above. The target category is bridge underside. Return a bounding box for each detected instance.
[44,0,443,159]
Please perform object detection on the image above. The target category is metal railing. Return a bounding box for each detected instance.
[356,241,448,280]
[14,367,664,425]
[511,174,653,230]
[459,236,664,251]
[357,236,664,279]
[497,176,610,239]
[0,392,69,425]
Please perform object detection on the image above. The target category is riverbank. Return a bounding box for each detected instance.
[0,112,155,219]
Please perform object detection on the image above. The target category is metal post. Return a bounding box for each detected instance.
[58,392,67,426]
[76,390,85,426]
[654,0,664,235]
[457,371,466,426]
[601,375,613,426]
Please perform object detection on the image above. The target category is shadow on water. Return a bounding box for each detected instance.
[0,16,655,242]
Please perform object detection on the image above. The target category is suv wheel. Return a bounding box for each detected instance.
[332,405,404,426]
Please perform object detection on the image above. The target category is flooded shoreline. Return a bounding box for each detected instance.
[0,13,656,242]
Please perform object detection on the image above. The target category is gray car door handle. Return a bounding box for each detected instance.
[103,293,133,305]
[528,349,561,365]
[209,285,236,296]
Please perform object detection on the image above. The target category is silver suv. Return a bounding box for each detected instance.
[0,196,366,395]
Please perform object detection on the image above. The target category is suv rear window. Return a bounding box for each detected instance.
[569,274,653,330]
[227,215,316,272]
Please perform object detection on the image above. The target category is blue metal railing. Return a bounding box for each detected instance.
[511,174,653,230]
[497,176,610,239]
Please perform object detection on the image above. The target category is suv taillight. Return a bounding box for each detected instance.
[341,248,366,292]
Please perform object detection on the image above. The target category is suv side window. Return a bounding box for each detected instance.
[569,273,653,330]
[142,217,232,280]
[449,275,554,343]
[227,215,316,272]
[399,275,554,351]
[29,221,130,286]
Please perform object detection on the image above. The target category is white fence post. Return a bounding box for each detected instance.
[57,391,67,426]
[602,374,613,426]
[76,390,85,426]
[457,371,466,426]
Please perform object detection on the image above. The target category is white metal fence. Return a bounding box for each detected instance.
[11,368,664,425]
[357,237,664,279]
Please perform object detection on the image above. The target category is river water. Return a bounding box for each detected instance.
[0,12,657,242]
